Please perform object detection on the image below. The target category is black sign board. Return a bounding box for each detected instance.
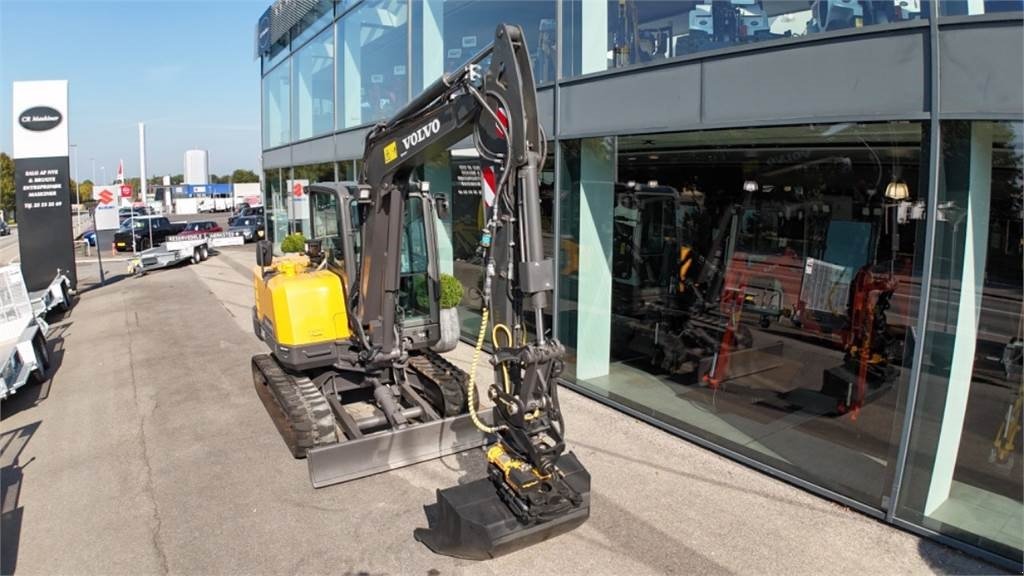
[15,156,77,291]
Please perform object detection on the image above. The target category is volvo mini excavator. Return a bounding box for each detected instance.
[251,23,590,559]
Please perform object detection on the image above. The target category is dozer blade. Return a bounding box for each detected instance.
[307,408,496,488]
[414,452,591,560]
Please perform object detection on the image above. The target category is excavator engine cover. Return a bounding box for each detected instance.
[414,452,590,560]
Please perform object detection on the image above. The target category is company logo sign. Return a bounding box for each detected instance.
[292,182,303,198]
[120,184,132,198]
[401,119,441,151]
[99,189,114,205]
[18,106,63,131]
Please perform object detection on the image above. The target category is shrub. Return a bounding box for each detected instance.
[280,233,306,253]
[439,273,463,309]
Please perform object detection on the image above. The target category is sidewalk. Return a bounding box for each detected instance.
[0,247,1000,575]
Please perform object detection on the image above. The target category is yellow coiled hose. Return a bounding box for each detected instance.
[467,308,507,434]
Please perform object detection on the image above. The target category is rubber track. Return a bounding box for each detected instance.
[254,354,338,457]
[407,350,470,417]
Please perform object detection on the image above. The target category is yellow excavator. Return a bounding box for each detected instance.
[250,24,589,560]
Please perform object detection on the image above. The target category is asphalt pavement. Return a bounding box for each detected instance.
[0,242,1004,575]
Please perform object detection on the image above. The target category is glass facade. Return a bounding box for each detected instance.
[942,0,1024,15]
[337,0,409,129]
[413,1,557,89]
[292,27,335,140]
[897,121,1023,563]
[563,0,928,77]
[258,0,1024,567]
[560,124,927,506]
[262,61,290,148]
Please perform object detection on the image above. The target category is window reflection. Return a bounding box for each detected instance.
[293,27,334,140]
[290,163,335,238]
[338,0,409,128]
[563,0,928,76]
[560,123,927,506]
[262,62,290,148]
[942,0,1023,15]
[441,1,557,84]
[898,121,1023,562]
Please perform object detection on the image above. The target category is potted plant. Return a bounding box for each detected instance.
[280,232,306,253]
[432,273,464,353]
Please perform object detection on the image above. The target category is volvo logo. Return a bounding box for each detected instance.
[401,119,441,151]
[19,106,62,132]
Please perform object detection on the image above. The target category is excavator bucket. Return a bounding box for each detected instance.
[307,409,495,488]
[414,452,591,560]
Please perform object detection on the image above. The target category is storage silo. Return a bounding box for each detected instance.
[184,149,209,185]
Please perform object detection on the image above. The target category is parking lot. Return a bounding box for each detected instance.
[0,241,1001,575]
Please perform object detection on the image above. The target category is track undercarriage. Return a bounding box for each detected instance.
[252,349,493,487]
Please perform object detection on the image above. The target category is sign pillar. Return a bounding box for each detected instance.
[12,80,77,291]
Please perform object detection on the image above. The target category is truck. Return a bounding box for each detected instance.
[0,266,73,400]
[113,215,188,252]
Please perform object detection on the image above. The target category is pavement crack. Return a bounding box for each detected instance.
[122,293,170,575]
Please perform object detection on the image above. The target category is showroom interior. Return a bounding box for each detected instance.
[257,0,1024,568]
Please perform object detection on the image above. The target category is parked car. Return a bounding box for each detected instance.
[113,216,187,252]
[177,221,223,237]
[228,216,265,243]
[228,205,264,226]
[81,229,96,246]
[0,221,9,236]
[118,208,147,221]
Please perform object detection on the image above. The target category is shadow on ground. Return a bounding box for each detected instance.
[1,420,40,575]
[76,273,128,295]
[917,537,1014,574]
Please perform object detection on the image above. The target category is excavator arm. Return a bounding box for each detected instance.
[351,23,589,559]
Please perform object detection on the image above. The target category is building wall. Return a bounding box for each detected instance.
[258,1,1024,568]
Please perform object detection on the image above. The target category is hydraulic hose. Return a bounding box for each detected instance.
[467,307,507,434]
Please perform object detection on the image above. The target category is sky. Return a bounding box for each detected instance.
[0,0,267,181]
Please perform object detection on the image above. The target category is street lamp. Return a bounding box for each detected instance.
[69,144,82,233]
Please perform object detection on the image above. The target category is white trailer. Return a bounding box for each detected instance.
[0,266,73,400]
[127,232,244,275]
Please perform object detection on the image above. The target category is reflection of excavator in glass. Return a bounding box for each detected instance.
[250,24,588,560]
[609,182,760,382]
[829,265,900,416]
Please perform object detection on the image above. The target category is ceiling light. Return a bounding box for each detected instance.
[743,180,759,193]
[885,179,909,200]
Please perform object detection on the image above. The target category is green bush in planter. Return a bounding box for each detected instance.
[280,233,306,253]
[410,273,463,311]
[439,273,463,309]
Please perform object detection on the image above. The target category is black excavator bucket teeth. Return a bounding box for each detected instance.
[413,452,590,560]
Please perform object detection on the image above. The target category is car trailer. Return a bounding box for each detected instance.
[127,232,244,275]
[0,266,73,400]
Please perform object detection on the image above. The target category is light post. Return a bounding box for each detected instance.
[101,166,106,186]
[69,144,82,234]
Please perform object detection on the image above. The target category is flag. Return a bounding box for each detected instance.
[116,159,124,183]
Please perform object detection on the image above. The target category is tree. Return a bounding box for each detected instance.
[171,174,184,185]
[0,152,15,219]
[231,169,259,183]
[78,179,94,202]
